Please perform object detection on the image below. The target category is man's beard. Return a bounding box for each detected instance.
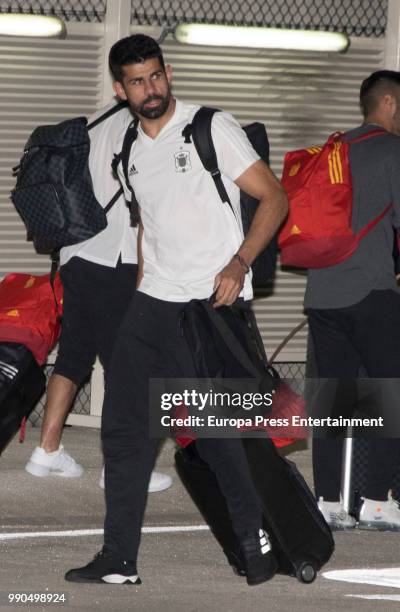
[136,91,171,119]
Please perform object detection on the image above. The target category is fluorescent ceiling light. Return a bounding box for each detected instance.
[0,13,66,38]
[175,24,349,52]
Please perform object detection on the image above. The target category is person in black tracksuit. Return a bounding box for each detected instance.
[305,71,400,531]
[64,34,288,586]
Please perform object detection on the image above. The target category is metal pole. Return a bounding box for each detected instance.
[341,433,353,513]
[384,0,400,69]
[86,0,132,426]
[101,0,132,105]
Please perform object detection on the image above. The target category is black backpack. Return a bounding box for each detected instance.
[117,107,278,287]
[11,101,129,254]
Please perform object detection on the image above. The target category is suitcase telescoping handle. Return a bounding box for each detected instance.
[341,435,354,514]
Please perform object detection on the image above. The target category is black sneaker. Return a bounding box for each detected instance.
[224,547,246,576]
[239,528,278,586]
[65,547,141,585]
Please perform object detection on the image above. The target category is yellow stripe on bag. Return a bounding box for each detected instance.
[335,142,343,183]
[328,150,337,184]
[331,146,340,184]
[328,142,343,184]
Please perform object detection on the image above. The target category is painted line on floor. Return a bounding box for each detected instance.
[323,567,400,589]
[0,525,210,542]
[346,594,400,601]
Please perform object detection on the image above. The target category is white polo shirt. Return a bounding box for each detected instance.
[60,102,138,268]
[118,98,259,302]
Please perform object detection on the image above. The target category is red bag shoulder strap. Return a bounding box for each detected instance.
[347,128,387,145]
[325,128,386,147]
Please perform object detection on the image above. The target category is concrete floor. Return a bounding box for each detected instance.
[1,427,400,612]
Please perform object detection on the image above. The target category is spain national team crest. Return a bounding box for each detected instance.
[174,150,192,173]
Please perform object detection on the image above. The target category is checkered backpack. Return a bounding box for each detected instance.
[11,102,128,253]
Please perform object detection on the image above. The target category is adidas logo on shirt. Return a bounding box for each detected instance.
[129,163,138,176]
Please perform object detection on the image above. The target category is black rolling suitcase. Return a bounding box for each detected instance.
[175,437,334,583]
[0,342,46,454]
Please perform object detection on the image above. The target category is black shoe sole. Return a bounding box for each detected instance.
[230,563,247,577]
[246,554,279,586]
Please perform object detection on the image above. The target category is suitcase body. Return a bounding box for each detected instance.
[175,437,334,583]
[0,343,46,454]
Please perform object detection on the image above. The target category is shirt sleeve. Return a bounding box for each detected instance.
[210,111,260,182]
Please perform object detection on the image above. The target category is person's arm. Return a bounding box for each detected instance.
[136,218,144,288]
[213,159,288,307]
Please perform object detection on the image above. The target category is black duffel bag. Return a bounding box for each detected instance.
[0,343,46,455]
[180,298,278,418]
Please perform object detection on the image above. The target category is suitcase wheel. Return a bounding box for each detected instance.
[295,562,317,584]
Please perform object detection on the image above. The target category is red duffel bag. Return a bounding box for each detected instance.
[0,273,63,365]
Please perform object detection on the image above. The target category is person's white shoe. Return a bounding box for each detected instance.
[99,468,172,492]
[148,471,172,493]
[25,445,84,478]
[317,496,356,530]
[358,491,400,531]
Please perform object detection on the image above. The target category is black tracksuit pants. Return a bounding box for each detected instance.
[307,289,400,501]
[101,291,262,563]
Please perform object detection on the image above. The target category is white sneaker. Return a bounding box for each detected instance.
[25,445,84,478]
[358,492,400,531]
[148,471,172,493]
[99,468,172,493]
[318,497,356,530]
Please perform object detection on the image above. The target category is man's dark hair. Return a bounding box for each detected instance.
[109,34,165,82]
[360,70,400,117]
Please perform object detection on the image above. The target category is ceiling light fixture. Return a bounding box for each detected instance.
[0,13,66,38]
[175,23,349,53]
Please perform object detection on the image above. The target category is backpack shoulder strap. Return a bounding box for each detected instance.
[190,107,234,212]
[191,107,219,172]
[111,117,141,225]
[119,117,139,185]
[103,186,123,214]
[347,128,387,145]
[86,101,131,218]
[87,100,129,131]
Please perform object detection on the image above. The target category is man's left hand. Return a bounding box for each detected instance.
[213,258,247,307]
